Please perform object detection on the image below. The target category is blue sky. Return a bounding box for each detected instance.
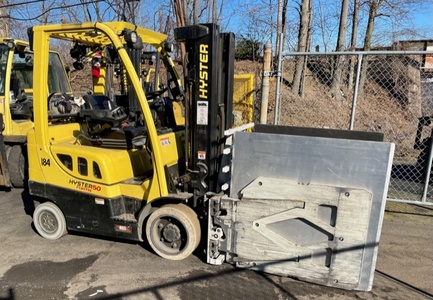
[415,3,433,39]
[6,0,433,50]
[302,0,433,51]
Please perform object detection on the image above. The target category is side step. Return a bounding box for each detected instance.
[111,213,137,223]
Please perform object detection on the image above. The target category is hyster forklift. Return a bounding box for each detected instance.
[23,22,394,291]
[0,39,71,188]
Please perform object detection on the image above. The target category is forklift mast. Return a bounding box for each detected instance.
[125,38,144,121]
[174,24,235,200]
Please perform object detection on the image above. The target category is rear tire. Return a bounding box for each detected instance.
[33,202,67,240]
[146,204,201,260]
[6,144,26,188]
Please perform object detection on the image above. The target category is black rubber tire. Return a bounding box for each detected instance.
[146,204,201,260]
[6,144,26,188]
[33,202,67,240]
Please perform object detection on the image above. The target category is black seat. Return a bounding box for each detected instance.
[79,95,146,149]
[10,77,33,119]
[88,126,148,149]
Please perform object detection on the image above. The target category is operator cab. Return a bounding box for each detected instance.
[0,41,71,120]
[62,39,183,150]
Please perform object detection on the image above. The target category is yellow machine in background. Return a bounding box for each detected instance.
[0,39,71,187]
[233,74,254,128]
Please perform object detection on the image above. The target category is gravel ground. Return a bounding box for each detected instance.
[0,189,432,300]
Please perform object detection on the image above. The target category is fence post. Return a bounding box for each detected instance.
[349,53,363,130]
[274,33,284,125]
[421,138,433,203]
[260,43,272,124]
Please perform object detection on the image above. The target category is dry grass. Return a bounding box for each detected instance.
[235,58,423,161]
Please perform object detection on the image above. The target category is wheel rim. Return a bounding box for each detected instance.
[150,216,188,255]
[39,210,59,234]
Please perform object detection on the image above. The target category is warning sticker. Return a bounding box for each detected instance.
[198,151,206,160]
[160,137,171,146]
[197,101,208,125]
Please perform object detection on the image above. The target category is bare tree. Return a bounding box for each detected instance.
[193,0,199,24]
[330,0,349,100]
[311,0,340,53]
[300,0,313,97]
[276,0,283,58]
[355,0,423,136]
[292,0,312,96]
[173,0,188,62]
[234,0,278,48]
[60,0,93,23]
[39,1,56,25]
[275,0,289,59]
[0,0,9,37]
[172,0,228,60]
[212,0,217,22]
[357,0,425,95]
[358,0,385,99]
[348,0,360,89]
[104,0,141,22]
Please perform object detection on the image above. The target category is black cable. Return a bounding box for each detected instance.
[0,0,45,9]
[0,0,105,20]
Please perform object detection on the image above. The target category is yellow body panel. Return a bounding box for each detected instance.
[158,131,184,168]
[28,122,155,199]
[27,129,46,184]
[172,102,185,126]
[119,180,151,200]
[1,117,33,136]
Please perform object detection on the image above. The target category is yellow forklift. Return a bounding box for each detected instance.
[25,22,395,291]
[27,22,197,259]
[0,39,71,188]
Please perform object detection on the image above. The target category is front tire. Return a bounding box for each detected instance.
[146,204,201,260]
[33,202,67,240]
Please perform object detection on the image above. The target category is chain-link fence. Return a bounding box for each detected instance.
[271,51,433,205]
